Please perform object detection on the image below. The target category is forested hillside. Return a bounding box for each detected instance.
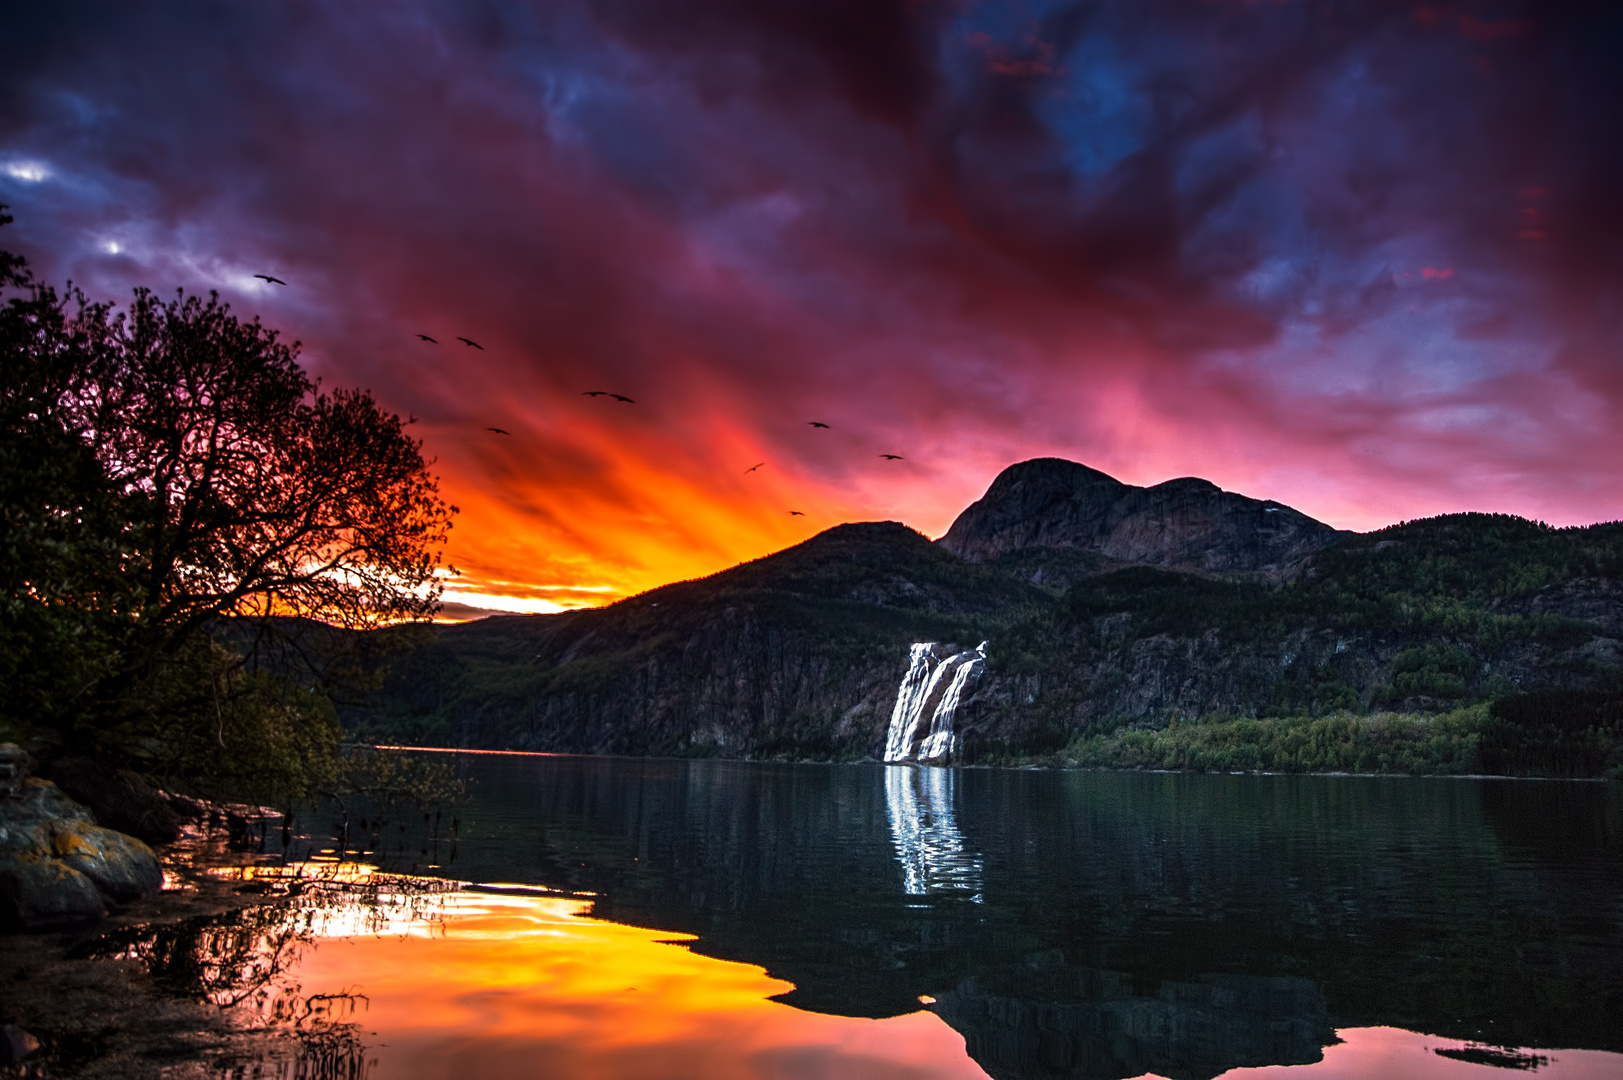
[344,508,1623,777]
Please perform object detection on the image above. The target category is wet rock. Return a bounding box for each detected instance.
[0,856,107,931]
[1,1023,40,1064]
[46,758,182,845]
[0,778,163,929]
[0,776,94,834]
[48,823,163,903]
[163,790,211,823]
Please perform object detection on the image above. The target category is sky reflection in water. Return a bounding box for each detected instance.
[264,880,1622,1080]
[287,886,984,1079]
[180,755,1623,1079]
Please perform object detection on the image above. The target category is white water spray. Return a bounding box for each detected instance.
[882,641,987,764]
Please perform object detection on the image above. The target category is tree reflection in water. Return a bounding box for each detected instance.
[80,863,461,1080]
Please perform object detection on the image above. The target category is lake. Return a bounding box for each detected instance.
[161,754,1623,1078]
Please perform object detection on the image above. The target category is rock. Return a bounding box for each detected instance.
[0,778,164,929]
[0,744,28,799]
[47,758,182,845]
[1,1023,40,1064]
[938,457,1349,576]
[0,856,107,931]
[0,777,94,837]
[48,823,163,904]
[163,790,211,823]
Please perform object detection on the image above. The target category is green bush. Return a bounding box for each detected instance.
[1064,707,1490,776]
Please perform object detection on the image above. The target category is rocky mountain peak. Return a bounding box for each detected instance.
[938,458,1348,575]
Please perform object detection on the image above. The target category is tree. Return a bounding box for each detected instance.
[1,209,456,773]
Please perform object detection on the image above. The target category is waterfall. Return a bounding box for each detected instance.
[883,643,939,763]
[882,641,987,764]
[884,764,983,901]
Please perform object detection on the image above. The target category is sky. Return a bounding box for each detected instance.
[2,1,1620,616]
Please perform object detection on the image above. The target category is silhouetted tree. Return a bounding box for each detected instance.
[1,209,455,780]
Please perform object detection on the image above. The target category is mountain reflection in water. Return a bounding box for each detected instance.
[117,756,1623,1079]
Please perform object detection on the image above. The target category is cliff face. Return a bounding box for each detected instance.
[939,458,1348,577]
[356,521,1037,758]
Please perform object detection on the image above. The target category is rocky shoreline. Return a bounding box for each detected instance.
[0,746,299,1077]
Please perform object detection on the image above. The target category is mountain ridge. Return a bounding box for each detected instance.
[339,459,1623,773]
[938,457,1349,577]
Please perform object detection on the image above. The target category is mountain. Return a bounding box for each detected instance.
[939,458,1348,578]
[341,459,1623,774]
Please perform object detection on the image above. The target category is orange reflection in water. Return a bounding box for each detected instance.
[289,890,990,1079]
[264,872,1623,1080]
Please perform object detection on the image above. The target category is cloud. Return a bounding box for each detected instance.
[2,159,49,183]
[1,0,1620,605]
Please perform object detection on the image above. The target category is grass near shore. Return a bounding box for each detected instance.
[969,702,1623,779]
[1063,708,1490,776]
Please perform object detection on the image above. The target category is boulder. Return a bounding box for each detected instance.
[0,856,107,931]
[0,778,164,930]
[47,758,182,845]
[0,776,94,836]
[47,822,164,903]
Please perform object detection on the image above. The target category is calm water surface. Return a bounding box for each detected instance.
[195,755,1623,1078]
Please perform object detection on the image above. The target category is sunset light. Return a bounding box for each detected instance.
[2,5,1620,1079]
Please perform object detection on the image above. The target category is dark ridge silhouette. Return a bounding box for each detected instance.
[938,457,1347,576]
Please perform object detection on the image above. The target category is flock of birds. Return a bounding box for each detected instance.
[253,272,904,519]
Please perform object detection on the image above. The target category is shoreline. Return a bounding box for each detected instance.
[369,742,1619,780]
[0,824,303,1077]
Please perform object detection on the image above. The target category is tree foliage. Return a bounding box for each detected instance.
[1,210,456,790]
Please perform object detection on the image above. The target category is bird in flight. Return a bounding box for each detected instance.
[788,510,805,516]
[582,391,608,397]
[744,463,765,474]
[487,427,510,435]
[879,454,904,460]
[807,421,830,429]
[417,334,438,343]
[253,274,287,286]
[609,394,635,404]
[457,337,484,349]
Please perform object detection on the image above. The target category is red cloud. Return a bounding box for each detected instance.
[1458,16,1528,43]
[7,0,1623,611]
[977,33,1056,78]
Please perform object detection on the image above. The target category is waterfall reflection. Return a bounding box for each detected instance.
[884,765,983,902]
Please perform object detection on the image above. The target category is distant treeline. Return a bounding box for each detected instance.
[960,690,1623,778]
